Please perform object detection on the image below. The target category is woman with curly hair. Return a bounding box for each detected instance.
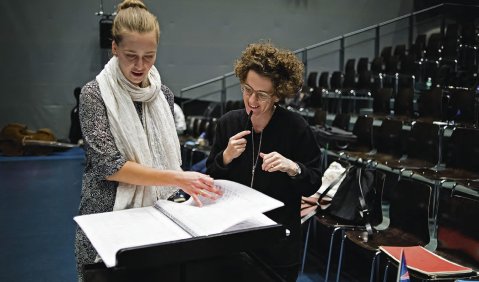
[206,42,322,281]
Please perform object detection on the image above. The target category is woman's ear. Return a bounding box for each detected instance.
[111,41,118,56]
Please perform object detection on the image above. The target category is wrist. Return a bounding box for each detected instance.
[288,162,301,177]
[222,150,233,165]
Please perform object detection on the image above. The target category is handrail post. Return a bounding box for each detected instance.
[339,36,345,72]
[220,75,226,116]
[408,13,414,48]
[302,48,308,84]
[374,25,380,57]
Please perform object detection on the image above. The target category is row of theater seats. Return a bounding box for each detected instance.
[304,110,479,280]
[319,115,479,189]
[305,162,479,281]
[184,116,217,143]
[306,85,478,126]
[372,87,478,125]
[303,24,479,113]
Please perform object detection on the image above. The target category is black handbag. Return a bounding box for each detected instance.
[318,165,376,234]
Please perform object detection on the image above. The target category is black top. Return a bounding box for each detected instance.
[206,106,322,266]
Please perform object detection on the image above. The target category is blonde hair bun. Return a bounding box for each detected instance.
[117,0,147,12]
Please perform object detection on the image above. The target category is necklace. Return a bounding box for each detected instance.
[249,105,276,187]
[250,128,263,187]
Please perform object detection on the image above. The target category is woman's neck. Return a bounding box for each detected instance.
[140,79,150,88]
[251,106,276,133]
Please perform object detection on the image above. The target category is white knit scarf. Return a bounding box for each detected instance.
[96,56,181,211]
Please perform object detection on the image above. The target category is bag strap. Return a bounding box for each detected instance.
[317,165,352,203]
[357,167,373,236]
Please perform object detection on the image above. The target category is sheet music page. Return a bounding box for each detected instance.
[223,213,277,232]
[154,179,284,236]
[74,206,191,267]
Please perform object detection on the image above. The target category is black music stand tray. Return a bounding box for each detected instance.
[83,224,286,282]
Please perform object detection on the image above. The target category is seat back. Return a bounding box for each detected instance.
[195,117,209,137]
[188,116,200,137]
[394,88,414,118]
[445,89,476,126]
[406,121,440,164]
[371,57,384,74]
[375,118,403,156]
[309,87,323,108]
[307,71,318,90]
[436,64,454,87]
[350,115,374,152]
[345,59,356,74]
[357,57,369,75]
[394,44,406,58]
[446,127,479,171]
[330,71,343,90]
[313,108,327,126]
[399,53,418,75]
[421,60,439,85]
[205,118,217,145]
[356,70,372,91]
[385,56,399,74]
[318,71,330,89]
[461,22,478,46]
[425,33,442,60]
[412,34,427,59]
[437,188,479,269]
[332,113,351,130]
[373,88,393,115]
[342,71,356,89]
[417,88,443,121]
[388,179,432,245]
[380,46,392,61]
[397,74,415,92]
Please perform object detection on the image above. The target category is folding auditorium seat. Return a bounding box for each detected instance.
[345,118,403,165]
[417,87,444,122]
[335,178,432,282]
[412,127,479,183]
[372,88,393,118]
[304,166,387,281]
[393,88,415,122]
[385,120,441,172]
[381,187,479,281]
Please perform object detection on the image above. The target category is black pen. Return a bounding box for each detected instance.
[245,110,253,130]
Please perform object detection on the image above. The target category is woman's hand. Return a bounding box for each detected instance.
[260,152,298,176]
[222,130,251,165]
[175,171,222,207]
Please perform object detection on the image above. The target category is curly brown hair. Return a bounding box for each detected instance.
[234,42,304,99]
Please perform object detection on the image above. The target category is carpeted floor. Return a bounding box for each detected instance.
[0,148,84,282]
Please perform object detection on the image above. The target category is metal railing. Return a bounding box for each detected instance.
[179,3,471,116]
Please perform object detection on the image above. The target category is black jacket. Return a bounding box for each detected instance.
[206,106,322,266]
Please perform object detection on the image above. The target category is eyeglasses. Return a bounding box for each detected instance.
[240,84,274,102]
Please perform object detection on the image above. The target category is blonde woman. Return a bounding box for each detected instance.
[74,1,221,280]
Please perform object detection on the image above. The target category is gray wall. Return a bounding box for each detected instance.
[0,0,413,139]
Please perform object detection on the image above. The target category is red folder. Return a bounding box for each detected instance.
[380,246,476,276]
